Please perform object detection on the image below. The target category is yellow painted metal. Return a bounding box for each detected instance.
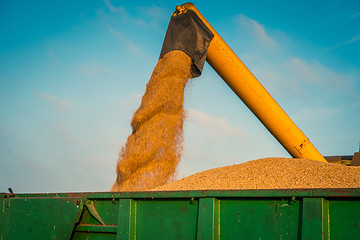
[179,3,327,163]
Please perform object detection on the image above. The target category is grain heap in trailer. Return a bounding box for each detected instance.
[1,3,359,240]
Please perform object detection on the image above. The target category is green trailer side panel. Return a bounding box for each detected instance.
[329,199,360,239]
[117,199,136,240]
[135,199,199,240]
[1,190,360,239]
[72,199,118,240]
[2,197,81,239]
[80,199,119,226]
[301,198,326,240]
[196,198,217,240]
[219,198,301,239]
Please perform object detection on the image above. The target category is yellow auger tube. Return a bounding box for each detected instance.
[180,3,327,163]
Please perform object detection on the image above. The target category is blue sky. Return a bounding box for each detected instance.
[1,0,359,193]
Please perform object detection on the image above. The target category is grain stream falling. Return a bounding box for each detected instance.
[111,51,193,191]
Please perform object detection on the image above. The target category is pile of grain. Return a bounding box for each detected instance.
[152,157,360,191]
[111,51,193,191]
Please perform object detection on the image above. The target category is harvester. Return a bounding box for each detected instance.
[1,3,359,239]
[160,3,360,165]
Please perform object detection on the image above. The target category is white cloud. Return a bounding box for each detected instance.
[285,58,325,84]
[131,6,169,32]
[318,107,340,116]
[243,53,355,99]
[138,6,167,21]
[103,0,126,14]
[291,100,349,124]
[285,57,353,90]
[107,25,148,59]
[328,33,360,51]
[187,109,245,137]
[79,60,115,78]
[45,46,59,61]
[102,1,167,33]
[34,91,73,113]
[118,93,142,109]
[352,12,360,19]
[230,14,355,99]
[345,34,360,44]
[234,14,276,47]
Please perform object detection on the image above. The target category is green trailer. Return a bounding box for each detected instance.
[1,189,359,239]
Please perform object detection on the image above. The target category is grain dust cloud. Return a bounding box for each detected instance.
[111,51,193,191]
